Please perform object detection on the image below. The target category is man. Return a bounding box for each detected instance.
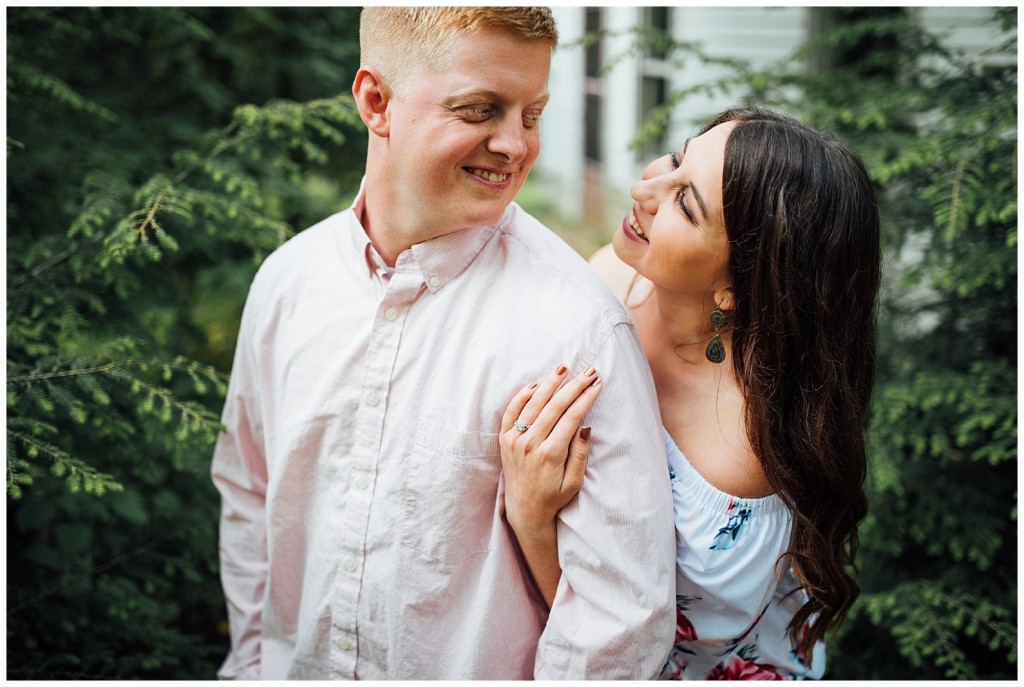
[211,7,674,679]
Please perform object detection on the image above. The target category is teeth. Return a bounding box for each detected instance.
[470,168,509,183]
[629,213,647,238]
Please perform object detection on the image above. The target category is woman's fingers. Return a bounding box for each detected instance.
[501,380,539,433]
[513,363,570,429]
[526,366,599,441]
[561,426,591,494]
[539,377,602,462]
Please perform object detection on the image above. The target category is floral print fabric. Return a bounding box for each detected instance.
[661,428,824,680]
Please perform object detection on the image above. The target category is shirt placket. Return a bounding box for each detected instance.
[328,268,424,679]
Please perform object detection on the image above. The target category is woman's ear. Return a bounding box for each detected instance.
[714,286,736,313]
[352,67,391,137]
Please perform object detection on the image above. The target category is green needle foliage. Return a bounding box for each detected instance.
[7,7,365,678]
[633,7,1017,679]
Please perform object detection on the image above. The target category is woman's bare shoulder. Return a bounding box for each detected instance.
[588,243,636,305]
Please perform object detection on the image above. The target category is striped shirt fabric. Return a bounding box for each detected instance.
[211,183,676,679]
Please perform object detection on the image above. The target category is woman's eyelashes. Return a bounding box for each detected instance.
[669,151,695,223]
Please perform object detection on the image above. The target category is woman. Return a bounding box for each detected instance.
[499,108,881,679]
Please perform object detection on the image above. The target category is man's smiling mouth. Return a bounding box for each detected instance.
[467,168,510,183]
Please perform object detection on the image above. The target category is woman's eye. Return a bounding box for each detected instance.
[677,189,694,223]
[669,152,693,222]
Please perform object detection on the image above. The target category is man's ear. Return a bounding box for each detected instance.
[352,67,391,137]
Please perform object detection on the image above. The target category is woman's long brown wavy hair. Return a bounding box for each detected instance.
[703,108,881,655]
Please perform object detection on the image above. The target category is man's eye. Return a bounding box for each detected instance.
[523,111,543,128]
[461,105,495,121]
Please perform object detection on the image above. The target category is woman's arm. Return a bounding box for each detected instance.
[500,365,602,606]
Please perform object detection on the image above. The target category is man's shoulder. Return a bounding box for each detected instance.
[241,210,351,320]
[259,211,348,274]
[492,205,627,324]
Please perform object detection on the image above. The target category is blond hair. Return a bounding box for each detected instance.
[359,6,558,96]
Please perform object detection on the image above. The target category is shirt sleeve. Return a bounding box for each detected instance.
[533,321,676,679]
[210,292,270,680]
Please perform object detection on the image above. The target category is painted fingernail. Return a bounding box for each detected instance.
[528,382,538,390]
[583,366,596,376]
[555,364,567,375]
[580,426,591,441]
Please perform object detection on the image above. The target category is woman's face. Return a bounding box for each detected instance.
[613,121,734,301]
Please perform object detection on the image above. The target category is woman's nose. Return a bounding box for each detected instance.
[630,155,670,214]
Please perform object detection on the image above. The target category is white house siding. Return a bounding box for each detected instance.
[531,5,1004,231]
[660,7,807,146]
[914,6,1011,59]
[539,8,585,198]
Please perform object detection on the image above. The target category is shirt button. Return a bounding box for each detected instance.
[384,307,398,321]
[356,476,369,490]
[365,391,380,407]
[337,637,352,650]
[344,558,358,573]
[428,276,440,288]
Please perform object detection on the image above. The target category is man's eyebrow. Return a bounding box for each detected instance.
[442,89,550,106]
[681,138,709,221]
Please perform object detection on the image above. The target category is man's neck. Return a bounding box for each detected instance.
[359,190,416,268]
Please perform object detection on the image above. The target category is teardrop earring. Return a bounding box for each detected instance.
[705,307,726,364]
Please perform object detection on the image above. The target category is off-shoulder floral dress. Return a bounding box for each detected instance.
[660,428,824,680]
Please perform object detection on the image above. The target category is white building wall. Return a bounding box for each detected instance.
[539,8,585,190]
[600,6,644,199]
[915,6,1011,57]
[532,6,1003,231]
[662,6,806,141]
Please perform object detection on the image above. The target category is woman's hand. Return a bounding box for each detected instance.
[499,363,603,605]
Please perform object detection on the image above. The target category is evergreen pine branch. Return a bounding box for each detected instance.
[6,516,209,616]
[101,366,223,434]
[931,589,1018,652]
[8,354,227,498]
[7,426,123,499]
[14,93,359,286]
[921,606,965,679]
[8,62,119,123]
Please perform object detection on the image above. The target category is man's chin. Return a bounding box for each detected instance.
[461,204,510,229]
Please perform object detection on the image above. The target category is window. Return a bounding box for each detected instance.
[584,7,603,164]
[639,8,672,161]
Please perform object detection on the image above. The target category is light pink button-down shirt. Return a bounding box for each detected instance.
[211,185,676,679]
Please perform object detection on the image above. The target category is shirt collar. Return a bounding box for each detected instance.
[346,177,512,293]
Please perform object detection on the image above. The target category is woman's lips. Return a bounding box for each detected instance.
[621,211,649,243]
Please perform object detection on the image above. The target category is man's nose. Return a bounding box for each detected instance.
[488,116,529,163]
